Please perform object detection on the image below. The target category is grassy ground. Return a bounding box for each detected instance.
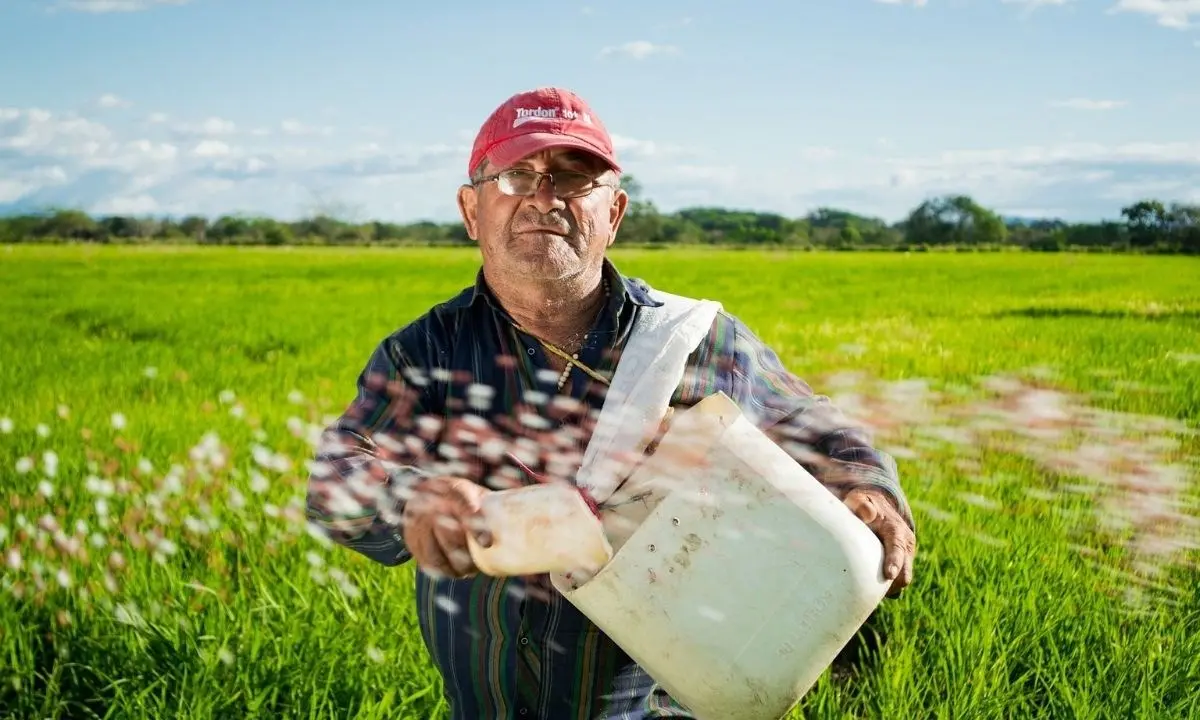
[1,244,1198,719]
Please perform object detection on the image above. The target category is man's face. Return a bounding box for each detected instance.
[456,148,629,283]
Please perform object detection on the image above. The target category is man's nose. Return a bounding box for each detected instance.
[527,174,567,214]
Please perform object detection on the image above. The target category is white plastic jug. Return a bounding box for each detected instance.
[548,391,894,720]
[465,481,614,578]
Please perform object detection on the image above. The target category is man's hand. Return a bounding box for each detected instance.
[843,487,916,596]
[402,476,493,579]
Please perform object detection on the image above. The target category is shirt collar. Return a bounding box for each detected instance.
[458,258,664,316]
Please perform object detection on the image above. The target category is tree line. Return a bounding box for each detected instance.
[1,176,1197,254]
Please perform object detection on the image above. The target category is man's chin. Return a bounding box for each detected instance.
[504,252,583,280]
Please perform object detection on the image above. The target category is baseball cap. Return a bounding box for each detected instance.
[467,87,621,177]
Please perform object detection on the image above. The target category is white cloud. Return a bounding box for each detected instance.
[0,166,70,204]
[1050,98,1127,110]
[191,140,231,157]
[0,104,470,219]
[843,140,1200,219]
[92,194,159,214]
[280,119,334,137]
[122,140,178,164]
[899,141,1200,167]
[610,134,693,162]
[1109,0,1200,29]
[634,138,1200,223]
[0,107,114,156]
[873,0,929,7]
[799,146,838,161]
[598,41,680,60]
[3,103,1197,224]
[172,117,237,137]
[58,0,192,12]
[97,93,131,109]
[0,104,694,220]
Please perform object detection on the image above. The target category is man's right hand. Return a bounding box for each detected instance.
[402,476,493,579]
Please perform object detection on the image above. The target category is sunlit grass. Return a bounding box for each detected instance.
[1,244,1199,719]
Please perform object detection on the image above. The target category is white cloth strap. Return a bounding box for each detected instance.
[575,289,723,505]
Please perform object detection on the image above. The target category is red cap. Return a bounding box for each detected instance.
[467,87,621,177]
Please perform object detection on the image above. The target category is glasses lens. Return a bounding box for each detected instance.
[497,170,541,195]
[551,171,593,197]
[495,170,596,197]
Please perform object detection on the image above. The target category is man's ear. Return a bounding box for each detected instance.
[607,187,629,248]
[457,184,479,241]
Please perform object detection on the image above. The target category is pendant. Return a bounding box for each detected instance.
[556,354,577,390]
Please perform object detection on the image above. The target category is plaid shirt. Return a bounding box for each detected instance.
[306,259,914,720]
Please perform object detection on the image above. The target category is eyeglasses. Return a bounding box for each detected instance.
[475,169,616,199]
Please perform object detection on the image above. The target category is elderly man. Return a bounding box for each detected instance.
[306,86,916,720]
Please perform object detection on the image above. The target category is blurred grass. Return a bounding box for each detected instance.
[0,244,1198,719]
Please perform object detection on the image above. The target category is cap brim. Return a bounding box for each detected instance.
[485,132,621,174]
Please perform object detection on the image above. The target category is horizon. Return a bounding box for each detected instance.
[0,197,1126,229]
[2,0,1198,225]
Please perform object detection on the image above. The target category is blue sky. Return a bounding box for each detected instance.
[1,0,1198,224]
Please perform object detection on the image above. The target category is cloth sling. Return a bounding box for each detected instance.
[574,289,723,507]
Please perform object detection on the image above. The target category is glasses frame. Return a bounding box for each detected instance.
[474,168,618,199]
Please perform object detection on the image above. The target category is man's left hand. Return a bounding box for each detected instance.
[843,487,916,597]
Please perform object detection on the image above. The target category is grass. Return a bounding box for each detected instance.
[1,243,1199,719]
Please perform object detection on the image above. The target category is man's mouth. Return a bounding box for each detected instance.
[517,227,570,237]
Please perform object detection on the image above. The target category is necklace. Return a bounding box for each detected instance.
[512,277,613,391]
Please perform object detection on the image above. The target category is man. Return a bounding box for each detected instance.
[306,86,916,720]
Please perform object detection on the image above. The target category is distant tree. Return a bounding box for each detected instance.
[39,209,101,241]
[1121,200,1168,248]
[0,187,1195,254]
[620,174,645,203]
[904,195,1007,246]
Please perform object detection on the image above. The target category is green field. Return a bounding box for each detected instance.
[1,244,1199,719]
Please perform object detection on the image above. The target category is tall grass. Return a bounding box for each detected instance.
[1,245,1198,719]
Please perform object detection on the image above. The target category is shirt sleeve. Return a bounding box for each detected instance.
[304,333,437,567]
[725,314,915,531]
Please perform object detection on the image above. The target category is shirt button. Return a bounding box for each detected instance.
[519,637,529,645]
[519,710,528,716]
